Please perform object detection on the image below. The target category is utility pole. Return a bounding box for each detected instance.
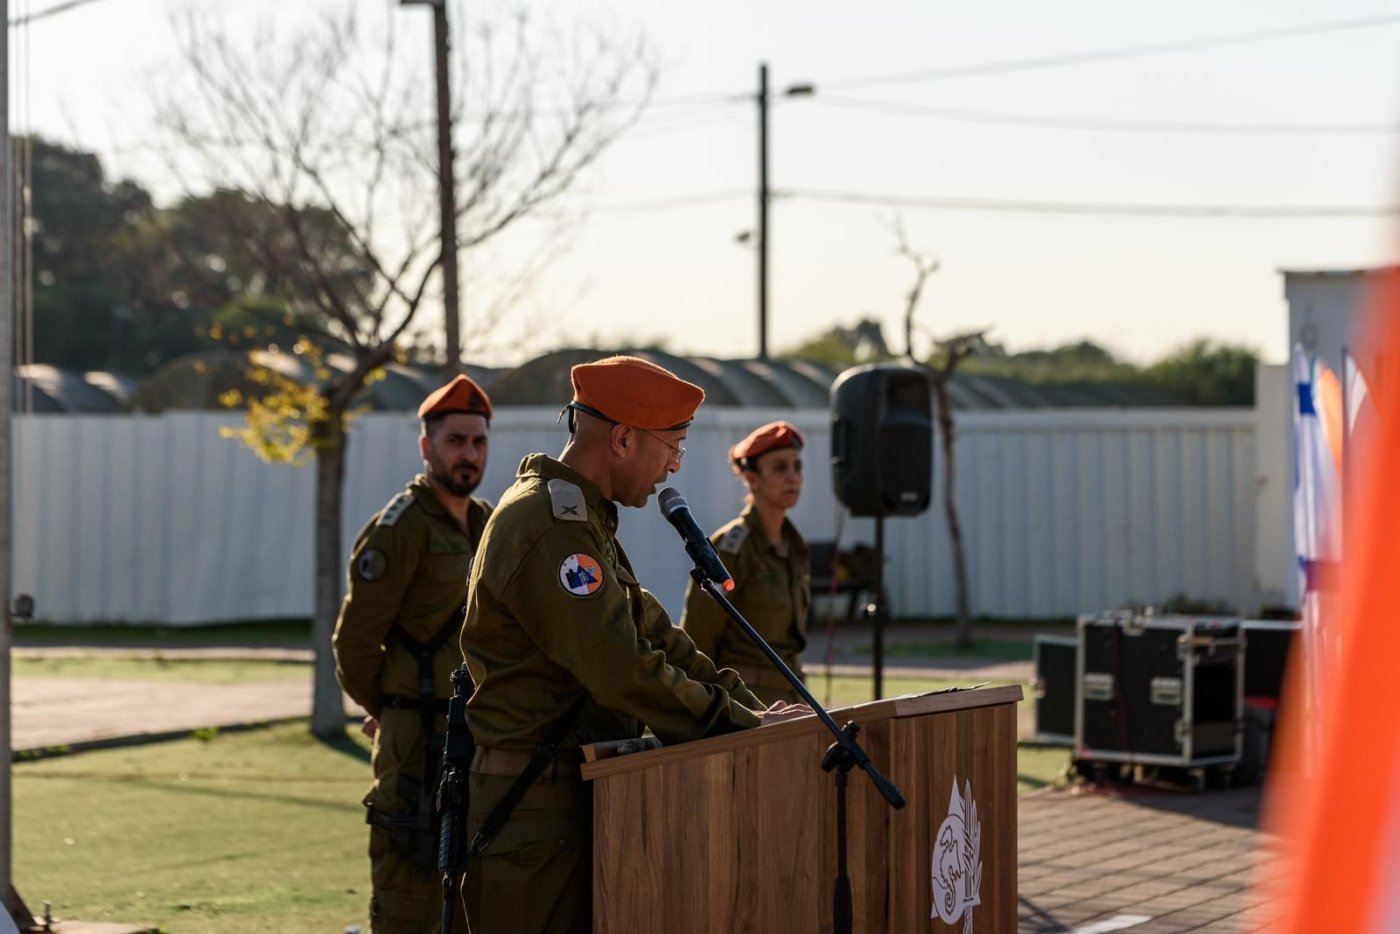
[402,0,461,380]
[757,62,769,361]
[754,65,812,363]
[1,0,13,912]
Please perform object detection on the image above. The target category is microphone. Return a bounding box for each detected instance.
[657,488,734,591]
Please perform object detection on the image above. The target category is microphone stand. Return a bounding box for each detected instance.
[691,569,905,934]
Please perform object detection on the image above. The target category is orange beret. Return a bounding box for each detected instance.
[418,374,492,420]
[570,355,704,431]
[731,421,804,466]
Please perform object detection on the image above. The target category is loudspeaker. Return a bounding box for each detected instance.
[830,364,933,517]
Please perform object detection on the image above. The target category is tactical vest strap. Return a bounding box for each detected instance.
[387,605,466,700]
[376,602,468,870]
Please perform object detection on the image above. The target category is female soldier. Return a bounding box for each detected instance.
[681,420,811,704]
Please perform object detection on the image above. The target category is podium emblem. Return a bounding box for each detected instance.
[931,776,983,931]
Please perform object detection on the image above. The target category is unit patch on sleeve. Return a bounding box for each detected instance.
[357,549,388,582]
[558,553,604,596]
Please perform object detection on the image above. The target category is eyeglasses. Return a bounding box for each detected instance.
[559,404,686,462]
[641,428,686,463]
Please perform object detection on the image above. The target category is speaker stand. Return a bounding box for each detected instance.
[867,513,889,699]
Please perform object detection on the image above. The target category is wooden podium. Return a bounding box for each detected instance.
[581,685,1022,933]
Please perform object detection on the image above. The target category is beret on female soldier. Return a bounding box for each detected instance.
[418,374,493,421]
[569,355,705,431]
[730,420,804,469]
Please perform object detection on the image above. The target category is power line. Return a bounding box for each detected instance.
[809,95,1400,137]
[819,11,1400,91]
[621,106,747,142]
[779,187,1400,219]
[8,0,112,27]
[587,189,750,214]
[2,0,748,115]
[547,11,1400,114]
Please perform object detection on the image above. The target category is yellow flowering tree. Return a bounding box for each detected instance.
[158,5,652,736]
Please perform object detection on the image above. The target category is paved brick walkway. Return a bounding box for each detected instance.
[1018,786,1272,933]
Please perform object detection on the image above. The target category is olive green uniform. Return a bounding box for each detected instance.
[680,504,812,705]
[461,455,764,934]
[333,475,492,934]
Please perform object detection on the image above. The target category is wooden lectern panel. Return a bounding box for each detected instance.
[585,686,1020,933]
[888,701,1018,932]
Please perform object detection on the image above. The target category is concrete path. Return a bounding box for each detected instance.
[11,676,360,754]
[14,677,300,753]
[10,636,1035,757]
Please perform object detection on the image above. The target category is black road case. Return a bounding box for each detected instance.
[1241,618,1300,700]
[1032,634,1077,744]
[1075,613,1243,768]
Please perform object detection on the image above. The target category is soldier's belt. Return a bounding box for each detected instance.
[470,745,581,780]
[381,693,449,714]
[365,804,429,832]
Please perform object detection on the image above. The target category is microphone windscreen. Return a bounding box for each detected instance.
[658,487,686,517]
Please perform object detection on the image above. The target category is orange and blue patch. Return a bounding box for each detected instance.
[558,553,604,596]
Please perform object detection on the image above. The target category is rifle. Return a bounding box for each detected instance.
[436,664,475,934]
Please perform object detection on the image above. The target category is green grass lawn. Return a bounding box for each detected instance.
[13,674,1066,932]
[846,639,1035,662]
[14,655,308,683]
[15,723,371,934]
[13,619,312,648]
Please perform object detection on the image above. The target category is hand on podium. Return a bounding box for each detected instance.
[757,700,814,725]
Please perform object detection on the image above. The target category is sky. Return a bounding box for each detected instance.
[13,0,1400,366]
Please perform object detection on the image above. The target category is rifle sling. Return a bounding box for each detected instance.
[467,694,589,856]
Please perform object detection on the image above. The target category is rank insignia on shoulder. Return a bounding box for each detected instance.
[357,548,388,582]
[558,553,604,596]
[717,524,749,554]
[378,492,415,527]
[548,479,587,522]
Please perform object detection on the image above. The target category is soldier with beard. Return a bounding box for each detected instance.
[334,374,493,934]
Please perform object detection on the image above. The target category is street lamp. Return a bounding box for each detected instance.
[400,0,462,379]
[757,63,814,361]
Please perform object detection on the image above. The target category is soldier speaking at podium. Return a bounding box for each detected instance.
[680,420,811,705]
[333,374,493,933]
[459,356,798,934]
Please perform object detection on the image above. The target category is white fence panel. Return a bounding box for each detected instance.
[12,407,1258,624]
[912,411,1258,618]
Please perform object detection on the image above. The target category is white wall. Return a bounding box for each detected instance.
[13,406,1260,624]
[1253,363,1294,610]
[887,409,1256,618]
[1282,269,1396,383]
[1275,267,1398,610]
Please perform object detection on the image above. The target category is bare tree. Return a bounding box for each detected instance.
[154,2,653,736]
[891,219,986,649]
